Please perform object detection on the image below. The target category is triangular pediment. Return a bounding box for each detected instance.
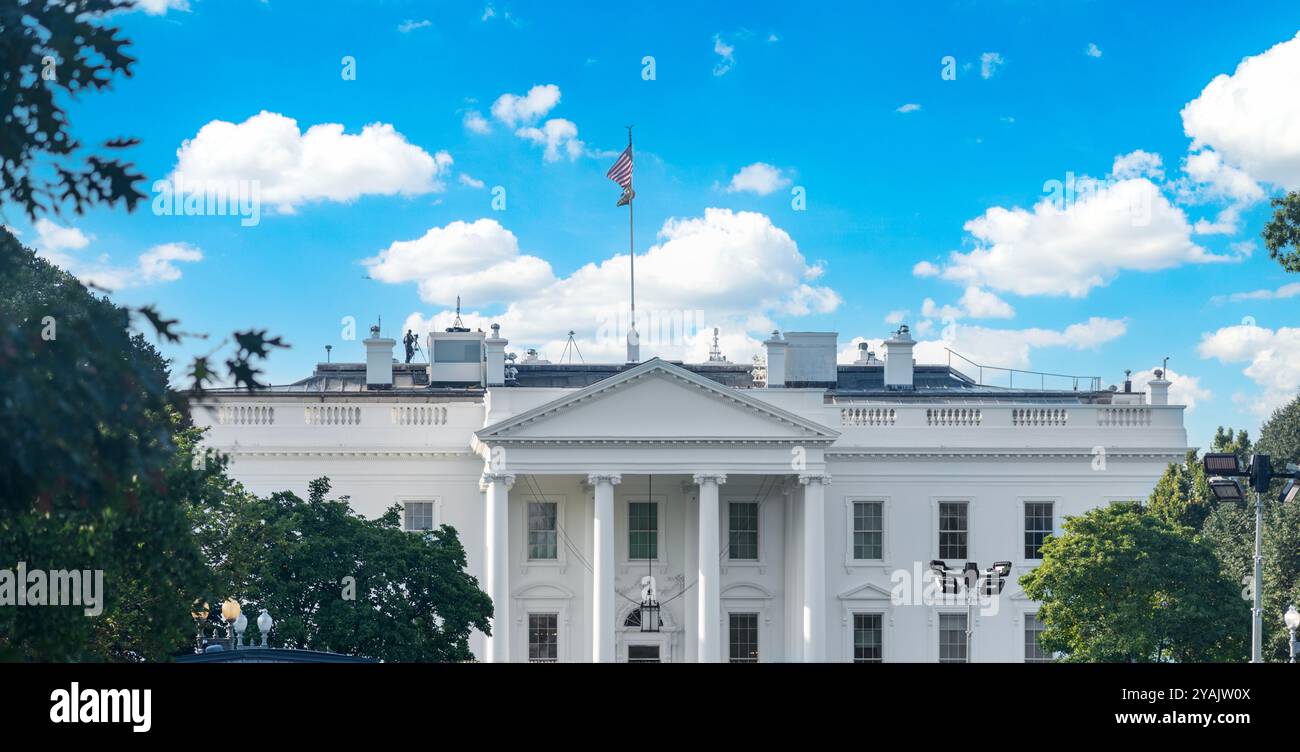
[477,358,838,444]
[837,582,894,601]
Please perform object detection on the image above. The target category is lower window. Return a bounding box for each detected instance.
[728,613,759,663]
[528,613,558,663]
[853,613,883,663]
[627,645,660,663]
[938,612,968,663]
[1025,613,1051,663]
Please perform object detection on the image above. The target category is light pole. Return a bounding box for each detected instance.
[1286,605,1300,664]
[1203,454,1299,663]
[930,559,1012,662]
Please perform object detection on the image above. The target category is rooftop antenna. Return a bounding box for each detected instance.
[560,330,584,364]
[708,327,727,362]
[446,296,470,333]
[325,344,332,363]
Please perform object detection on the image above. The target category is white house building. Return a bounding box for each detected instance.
[191,322,1186,663]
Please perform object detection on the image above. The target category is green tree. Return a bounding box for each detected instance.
[1202,394,1300,661]
[1262,191,1300,273]
[199,478,493,662]
[0,230,221,660]
[1147,428,1250,531]
[1,0,147,220]
[1021,503,1246,662]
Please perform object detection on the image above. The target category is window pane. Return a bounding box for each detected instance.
[1024,502,1053,560]
[433,339,481,363]
[728,613,759,663]
[938,502,968,560]
[528,502,558,560]
[853,613,883,663]
[1025,613,1051,663]
[628,502,658,559]
[729,502,759,560]
[528,613,558,663]
[627,645,660,663]
[938,612,968,663]
[853,501,883,560]
[404,501,434,531]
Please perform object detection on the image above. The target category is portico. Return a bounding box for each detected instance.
[473,359,838,662]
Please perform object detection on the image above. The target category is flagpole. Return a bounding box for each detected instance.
[626,125,638,362]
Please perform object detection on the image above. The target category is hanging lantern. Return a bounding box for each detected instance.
[639,574,660,633]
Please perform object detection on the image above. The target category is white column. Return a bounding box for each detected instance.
[481,471,515,663]
[588,473,621,663]
[684,483,698,663]
[800,474,828,662]
[694,473,726,662]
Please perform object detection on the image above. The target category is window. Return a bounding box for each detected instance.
[1025,614,1051,663]
[433,339,480,363]
[623,608,663,630]
[527,613,558,663]
[938,613,968,663]
[728,613,759,663]
[627,645,660,663]
[628,502,658,560]
[1024,502,1053,560]
[403,501,435,531]
[728,502,759,560]
[853,613,883,663]
[527,502,558,560]
[938,502,968,560]
[853,501,883,560]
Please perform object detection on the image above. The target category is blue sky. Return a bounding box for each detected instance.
[13,0,1300,446]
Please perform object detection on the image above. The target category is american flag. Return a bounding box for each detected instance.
[606,145,633,188]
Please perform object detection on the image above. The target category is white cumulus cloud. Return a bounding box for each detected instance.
[725,163,791,195]
[169,111,451,214]
[1131,366,1210,413]
[1198,323,1300,416]
[379,209,839,363]
[1180,31,1300,191]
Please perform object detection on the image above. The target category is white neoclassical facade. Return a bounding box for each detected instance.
[191,324,1186,663]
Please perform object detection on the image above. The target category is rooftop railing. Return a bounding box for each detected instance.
[944,348,1103,392]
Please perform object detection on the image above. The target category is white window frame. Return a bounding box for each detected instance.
[721,583,773,664]
[1023,610,1052,663]
[397,496,441,532]
[934,609,972,664]
[511,585,573,663]
[848,610,886,664]
[1017,496,1058,567]
[621,494,669,573]
[519,494,568,573]
[931,497,971,563]
[843,496,890,570]
[524,611,561,664]
[722,496,765,571]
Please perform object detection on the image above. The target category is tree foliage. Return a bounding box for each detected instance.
[0,229,216,660]
[1262,191,1300,273]
[0,0,147,220]
[197,478,493,662]
[1146,428,1250,531]
[1020,503,1246,662]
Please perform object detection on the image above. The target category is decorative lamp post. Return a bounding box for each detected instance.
[1286,605,1300,664]
[221,599,241,642]
[257,609,274,648]
[234,612,248,649]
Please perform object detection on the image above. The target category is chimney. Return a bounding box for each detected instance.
[883,325,915,390]
[364,325,396,390]
[783,331,838,388]
[764,331,787,388]
[1148,368,1171,405]
[485,323,508,386]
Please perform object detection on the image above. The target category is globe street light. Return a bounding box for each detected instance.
[1286,605,1300,664]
